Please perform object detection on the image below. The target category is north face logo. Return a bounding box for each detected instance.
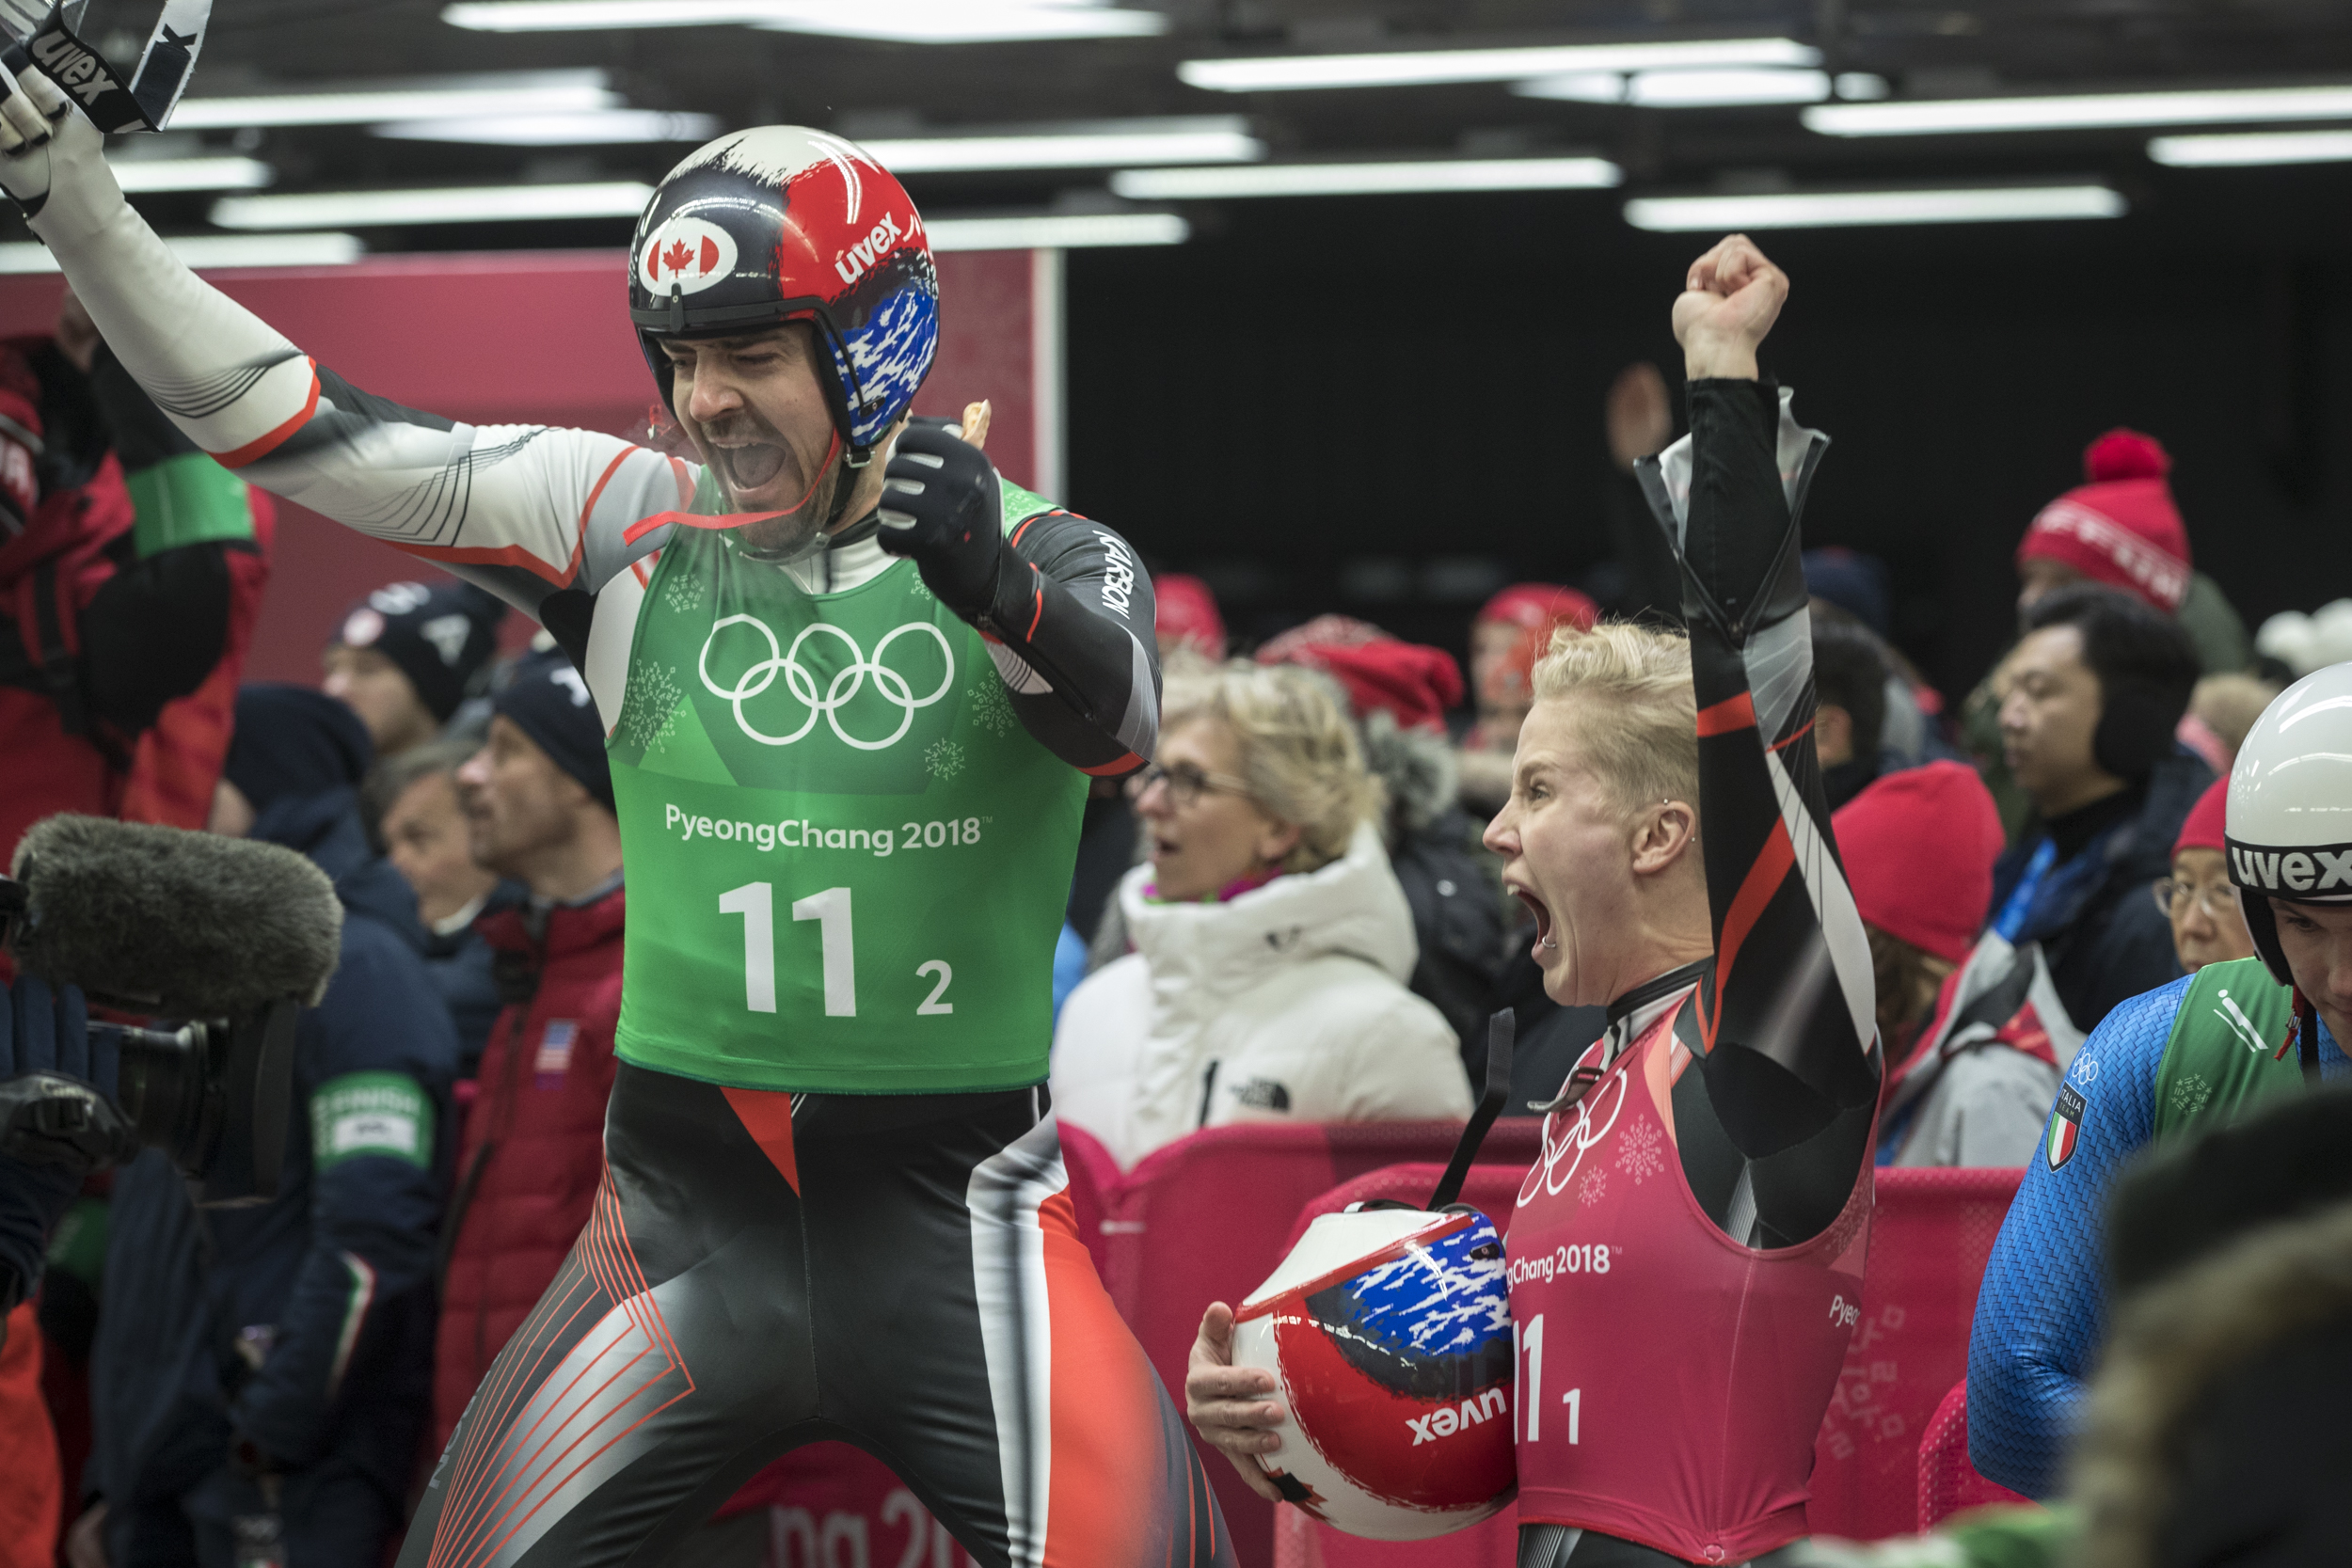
[1228,1078,1291,1113]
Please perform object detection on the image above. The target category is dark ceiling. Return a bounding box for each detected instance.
[31,0,2352,252]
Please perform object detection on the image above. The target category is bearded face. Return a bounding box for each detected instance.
[659,323,849,557]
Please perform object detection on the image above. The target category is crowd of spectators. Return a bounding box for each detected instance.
[2,312,2341,1568]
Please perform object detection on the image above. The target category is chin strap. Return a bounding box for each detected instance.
[734,428,849,564]
[2275,990,2323,1084]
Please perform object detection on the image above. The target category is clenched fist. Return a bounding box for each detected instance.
[0,55,121,241]
[1672,233,1788,383]
[0,57,72,216]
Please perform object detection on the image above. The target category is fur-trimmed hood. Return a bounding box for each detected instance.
[1357,708,1460,839]
[2069,1198,2352,1568]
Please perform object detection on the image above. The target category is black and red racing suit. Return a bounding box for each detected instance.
[1509,377,1883,1567]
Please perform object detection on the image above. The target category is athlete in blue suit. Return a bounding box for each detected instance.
[1965,977,2348,1497]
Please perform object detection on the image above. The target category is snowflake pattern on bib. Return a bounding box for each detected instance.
[1579,1167,1608,1208]
[970,670,1017,738]
[661,569,706,617]
[616,661,684,752]
[1615,1117,1665,1184]
[925,738,965,781]
[2169,1072,2215,1117]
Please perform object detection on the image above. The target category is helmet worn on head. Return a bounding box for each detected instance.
[627,127,939,464]
[1232,1204,1515,1540]
[2226,660,2352,992]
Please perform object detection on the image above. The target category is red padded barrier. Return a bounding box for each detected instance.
[1916,1379,2029,1531]
[711,1121,1536,1561]
[718,1441,983,1566]
[1808,1166,2023,1542]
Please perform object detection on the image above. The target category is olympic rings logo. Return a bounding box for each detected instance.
[697,614,955,751]
[1518,1042,1629,1207]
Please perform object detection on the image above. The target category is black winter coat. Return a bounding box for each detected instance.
[90,789,459,1512]
[1989,751,2214,1036]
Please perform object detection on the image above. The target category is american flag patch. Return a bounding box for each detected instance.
[536,1021,578,1080]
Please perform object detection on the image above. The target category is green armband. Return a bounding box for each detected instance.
[127,451,256,556]
[309,1072,435,1170]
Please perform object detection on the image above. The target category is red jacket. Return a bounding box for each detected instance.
[433,882,625,1450]
[0,337,271,860]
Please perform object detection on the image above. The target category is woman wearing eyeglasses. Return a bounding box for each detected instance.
[1049,658,1472,1170]
[2160,778,2258,972]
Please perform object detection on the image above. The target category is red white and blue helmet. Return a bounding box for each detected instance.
[1232,1204,1516,1540]
[627,126,940,465]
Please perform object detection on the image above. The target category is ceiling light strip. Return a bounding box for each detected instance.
[373,110,721,145]
[174,73,617,129]
[2148,129,2352,166]
[862,126,1265,172]
[1623,185,2126,230]
[211,182,653,230]
[1111,157,1623,198]
[441,1,1167,41]
[0,233,363,273]
[113,156,275,192]
[1804,84,2352,137]
[1178,38,1818,93]
[924,212,1188,250]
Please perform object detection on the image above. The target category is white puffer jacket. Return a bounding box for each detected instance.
[1051,823,1472,1170]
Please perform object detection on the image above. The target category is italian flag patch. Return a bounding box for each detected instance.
[2046,1084,2087,1170]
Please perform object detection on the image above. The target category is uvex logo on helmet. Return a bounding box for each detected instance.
[834,211,918,289]
[2225,837,2352,900]
[637,214,739,297]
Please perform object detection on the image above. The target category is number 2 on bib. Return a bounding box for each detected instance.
[720,881,955,1019]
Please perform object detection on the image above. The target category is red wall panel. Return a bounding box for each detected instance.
[0,248,1040,684]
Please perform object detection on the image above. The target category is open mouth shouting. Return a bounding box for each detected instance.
[707,429,794,501]
[1507,878,1556,960]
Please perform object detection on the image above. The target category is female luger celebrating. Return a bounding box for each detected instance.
[1188,234,1883,1567]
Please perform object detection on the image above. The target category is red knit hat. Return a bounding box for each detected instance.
[1476,583,1600,710]
[1257,614,1465,734]
[2173,775,2230,860]
[2015,429,2192,613]
[1477,582,1599,636]
[1831,761,2005,965]
[1152,572,1226,658]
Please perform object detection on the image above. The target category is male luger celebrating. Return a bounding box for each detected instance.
[0,71,1226,1568]
[1191,236,1882,1565]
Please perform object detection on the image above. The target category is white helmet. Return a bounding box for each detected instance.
[2226,660,2352,1064]
[1231,1203,1514,1541]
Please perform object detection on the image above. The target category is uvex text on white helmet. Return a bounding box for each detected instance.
[2225,659,2352,993]
[1231,1204,1514,1541]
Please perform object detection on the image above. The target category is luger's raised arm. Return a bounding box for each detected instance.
[1639,234,1881,1156]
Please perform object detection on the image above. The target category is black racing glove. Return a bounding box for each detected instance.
[875,422,1009,621]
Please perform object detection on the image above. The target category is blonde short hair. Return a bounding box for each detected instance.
[1529,621,1699,817]
[1160,656,1384,874]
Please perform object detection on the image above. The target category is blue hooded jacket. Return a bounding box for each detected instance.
[91,779,459,1507]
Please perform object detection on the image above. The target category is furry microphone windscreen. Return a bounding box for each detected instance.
[8,815,342,1017]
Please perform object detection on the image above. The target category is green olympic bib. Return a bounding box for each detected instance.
[606,478,1086,1094]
